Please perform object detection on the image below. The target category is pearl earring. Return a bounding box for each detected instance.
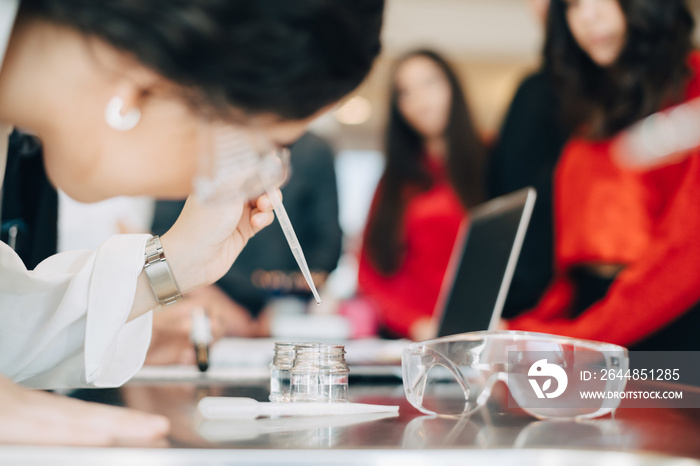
[104,96,141,131]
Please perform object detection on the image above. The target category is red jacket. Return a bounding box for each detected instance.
[358,158,466,337]
[508,53,700,346]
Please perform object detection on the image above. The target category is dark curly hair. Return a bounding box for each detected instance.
[546,0,694,139]
[364,50,485,275]
[21,0,384,121]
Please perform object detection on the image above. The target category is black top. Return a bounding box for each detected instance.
[487,70,569,318]
[151,132,343,317]
[1,130,58,269]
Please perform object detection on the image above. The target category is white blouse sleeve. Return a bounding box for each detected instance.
[0,233,154,389]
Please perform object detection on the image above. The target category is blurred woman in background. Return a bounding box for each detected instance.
[505,0,700,350]
[488,0,569,319]
[358,50,485,341]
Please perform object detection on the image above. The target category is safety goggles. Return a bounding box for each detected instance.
[402,331,628,420]
[195,121,290,204]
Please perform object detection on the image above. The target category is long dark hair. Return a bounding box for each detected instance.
[364,50,485,275]
[20,0,384,121]
[546,0,694,139]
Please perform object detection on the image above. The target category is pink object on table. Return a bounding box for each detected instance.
[339,297,380,339]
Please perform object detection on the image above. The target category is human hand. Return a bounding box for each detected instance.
[145,285,259,365]
[409,317,438,342]
[187,285,259,338]
[160,192,277,295]
[0,376,169,446]
[145,300,208,366]
[252,270,329,293]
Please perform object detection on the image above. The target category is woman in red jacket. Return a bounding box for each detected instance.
[505,0,700,350]
[358,50,485,341]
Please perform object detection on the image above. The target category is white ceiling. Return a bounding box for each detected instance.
[381,0,700,61]
[382,0,545,61]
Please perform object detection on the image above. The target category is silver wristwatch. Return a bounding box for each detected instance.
[144,235,183,306]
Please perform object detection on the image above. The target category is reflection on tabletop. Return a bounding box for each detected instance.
[66,379,700,458]
[197,412,399,446]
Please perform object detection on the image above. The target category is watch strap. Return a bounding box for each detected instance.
[144,235,183,306]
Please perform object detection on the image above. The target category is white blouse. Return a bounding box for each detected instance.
[0,0,154,389]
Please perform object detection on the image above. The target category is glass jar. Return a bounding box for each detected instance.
[269,342,296,402]
[289,343,322,402]
[291,344,349,403]
[317,345,349,402]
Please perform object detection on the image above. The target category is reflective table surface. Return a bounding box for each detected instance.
[3,378,700,465]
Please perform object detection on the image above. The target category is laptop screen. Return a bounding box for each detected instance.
[435,188,536,337]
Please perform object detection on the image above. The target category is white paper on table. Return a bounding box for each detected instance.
[131,337,409,382]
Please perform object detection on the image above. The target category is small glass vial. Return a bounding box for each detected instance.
[269,342,296,402]
[291,344,349,402]
[318,345,349,402]
[290,343,322,402]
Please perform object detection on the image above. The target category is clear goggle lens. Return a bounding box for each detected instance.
[402,331,628,420]
[194,122,290,204]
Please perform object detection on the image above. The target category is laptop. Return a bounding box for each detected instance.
[346,187,536,374]
[433,187,536,337]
